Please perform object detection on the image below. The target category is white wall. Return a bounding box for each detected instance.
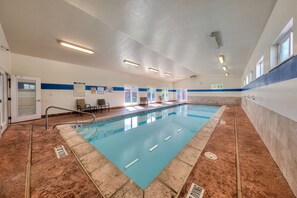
[11,53,173,114]
[0,24,11,73]
[241,0,297,122]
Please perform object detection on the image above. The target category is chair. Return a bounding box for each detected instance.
[76,99,97,112]
[97,99,110,112]
[159,96,163,102]
[139,97,148,105]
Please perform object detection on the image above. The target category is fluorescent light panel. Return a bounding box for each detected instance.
[219,55,224,64]
[164,72,172,77]
[222,66,228,71]
[149,67,159,73]
[123,60,140,67]
[225,73,229,77]
[60,41,94,54]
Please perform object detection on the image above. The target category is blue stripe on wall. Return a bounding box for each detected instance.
[139,88,148,92]
[242,55,297,91]
[41,83,74,90]
[188,88,242,92]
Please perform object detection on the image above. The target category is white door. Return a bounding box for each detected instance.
[0,70,8,133]
[11,75,41,123]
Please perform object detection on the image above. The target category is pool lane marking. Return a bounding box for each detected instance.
[164,136,172,141]
[125,158,139,169]
[149,144,159,152]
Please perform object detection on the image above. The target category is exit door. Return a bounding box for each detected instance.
[11,75,41,123]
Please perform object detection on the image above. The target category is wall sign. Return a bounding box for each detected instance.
[73,82,85,97]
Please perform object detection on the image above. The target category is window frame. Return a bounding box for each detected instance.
[124,84,138,105]
[256,56,264,79]
[277,30,293,64]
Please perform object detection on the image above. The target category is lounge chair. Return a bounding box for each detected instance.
[76,99,97,112]
[97,99,110,112]
[139,97,148,105]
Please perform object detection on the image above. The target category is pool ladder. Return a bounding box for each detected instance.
[45,106,96,131]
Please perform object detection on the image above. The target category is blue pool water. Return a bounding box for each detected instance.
[77,104,219,189]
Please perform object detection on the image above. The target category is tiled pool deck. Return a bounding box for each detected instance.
[0,104,295,197]
[56,105,226,198]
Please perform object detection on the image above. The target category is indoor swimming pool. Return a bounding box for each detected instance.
[77,104,220,189]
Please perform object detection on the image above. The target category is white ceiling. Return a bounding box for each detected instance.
[0,0,276,82]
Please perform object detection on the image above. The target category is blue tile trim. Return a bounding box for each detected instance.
[242,55,297,91]
[41,83,74,90]
[112,87,124,91]
[187,88,242,92]
[156,89,162,92]
[168,89,176,92]
[139,88,148,92]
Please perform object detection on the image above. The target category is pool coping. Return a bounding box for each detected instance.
[56,104,226,198]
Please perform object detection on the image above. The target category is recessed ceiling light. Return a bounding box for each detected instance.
[59,41,94,54]
[222,65,228,71]
[123,60,140,67]
[219,55,224,64]
[225,73,229,77]
[149,67,159,73]
[164,72,172,77]
[177,75,183,79]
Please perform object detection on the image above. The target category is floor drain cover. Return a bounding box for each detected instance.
[204,151,218,160]
[54,145,68,159]
[186,183,205,198]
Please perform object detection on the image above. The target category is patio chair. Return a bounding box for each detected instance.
[97,99,110,112]
[76,99,97,112]
[139,97,148,105]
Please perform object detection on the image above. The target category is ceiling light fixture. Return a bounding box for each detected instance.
[164,72,172,77]
[209,32,221,49]
[225,73,229,77]
[177,75,183,79]
[219,55,224,64]
[60,41,94,54]
[123,60,140,67]
[149,67,159,73]
[222,65,228,71]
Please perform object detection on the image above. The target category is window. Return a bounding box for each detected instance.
[249,71,254,83]
[278,31,293,63]
[211,84,223,89]
[161,89,168,101]
[256,56,264,79]
[177,89,187,101]
[182,89,187,101]
[245,74,249,85]
[124,84,138,105]
[271,18,294,68]
[147,88,156,103]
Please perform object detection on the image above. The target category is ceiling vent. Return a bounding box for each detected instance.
[190,75,197,79]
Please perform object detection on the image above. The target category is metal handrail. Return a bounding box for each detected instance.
[45,106,96,131]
